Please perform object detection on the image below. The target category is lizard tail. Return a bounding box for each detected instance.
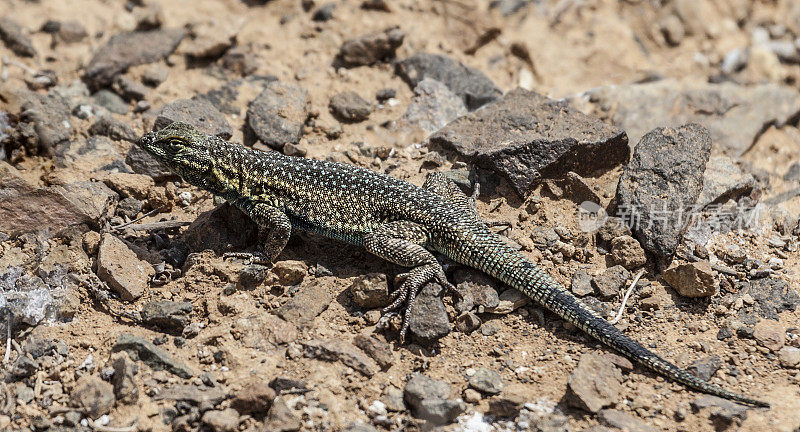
[465,234,770,407]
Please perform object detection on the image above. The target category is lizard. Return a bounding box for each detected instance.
[137,121,769,407]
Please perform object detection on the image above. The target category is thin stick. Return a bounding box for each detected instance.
[124,220,189,232]
[610,269,645,325]
[111,205,165,231]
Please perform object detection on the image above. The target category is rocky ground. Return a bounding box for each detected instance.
[1,0,800,431]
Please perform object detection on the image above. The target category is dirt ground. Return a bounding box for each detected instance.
[1,0,800,431]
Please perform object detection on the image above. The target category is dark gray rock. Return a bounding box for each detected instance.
[579,80,800,157]
[19,91,71,155]
[429,89,628,197]
[93,90,129,114]
[615,124,711,267]
[402,79,467,133]
[126,145,176,181]
[596,217,632,248]
[312,3,336,21]
[468,367,503,394]
[396,52,501,110]
[10,356,38,378]
[337,27,405,67]
[736,278,800,320]
[408,284,452,343]
[182,203,258,254]
[110,352,139,404]
[349,273,390,309]
[113,76,148,101]
[697,156,755,207]
[199,75,277,115]
[89,116,138,142]
[141,300,193,333]
[154,98,233,139]
[686,355,722,381]
[0,18,36,57]
[571,270,594,296]
[247,82,309,149]
[453,269,501,312]
[329,91,372,123]
[592,265,630,299]
[84,29,185,90]
[404,373,465,425]
[301,339,379,376]
[112,333,195,378]
[565,354,622,413]
[116,197,143,219]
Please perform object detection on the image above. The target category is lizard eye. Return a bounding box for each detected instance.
[166,139,183,153]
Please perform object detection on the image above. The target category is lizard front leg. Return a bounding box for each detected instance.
[224,200,291,265]
[363,221,456,341]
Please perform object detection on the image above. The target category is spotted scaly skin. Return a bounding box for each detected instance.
[138,122,769,408]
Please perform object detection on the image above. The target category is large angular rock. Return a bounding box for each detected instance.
[247,82,309,150]
[565,354,623,413]
[736,278,799,320]
[96,233,154,301]
[153,98,233,139]
[614,124,711,268]
[429,88,628,196]
[0,162,116,237]
[408,284,451,343]
[404,373,465,425]
[396,52,501,110]
[579,80,800,156]
[84,29,185,90]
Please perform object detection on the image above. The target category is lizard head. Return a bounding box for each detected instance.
[137,122,230,194]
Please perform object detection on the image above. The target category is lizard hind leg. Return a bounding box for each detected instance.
[423,172,511,231]
[363,221,456,341]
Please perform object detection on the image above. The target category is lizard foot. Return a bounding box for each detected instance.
[381,264,457,342]
[223,251,273,266]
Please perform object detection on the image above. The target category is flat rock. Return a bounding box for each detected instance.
[69,375,115,418]
[662,261,717,298]
[468,367,503,394]
[408,284,452,343]
[153,98,233,139]
[565,353,623,413]
[396,52,501,110]
[181,18,241,59]
[352,334,394,369]
[247,81,309,149]
[349,273,390,309]
[402,78,467,133]
[97,233,154,301]
[126,145,177,181]
[329,91,372,123]
[182,203,258,254]
[112,333,195,378]
[101,172,154,200]
[276,284,331,327]
[429,88,628,197]
[301,339,379,377]
[336,27,405,67]
[232,313,299,347]
[615,124,711,267]
[571,270,594,296]
[0,162,116,237]
[141,300,192,333]
[697,156,755,207]
[579,80,800,157]
[598,410,654,432]
[592,265,630,299]
[0,18,36,57]
[84,29,185,90]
